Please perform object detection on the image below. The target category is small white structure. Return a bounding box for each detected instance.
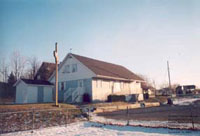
[14,79,54,104]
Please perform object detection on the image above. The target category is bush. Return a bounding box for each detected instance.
[167,98,173,105]
[83,93,91,103]
[107,95,125,102]
[144,93,149,99]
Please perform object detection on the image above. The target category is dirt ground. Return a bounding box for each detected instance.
[98,104,200,124]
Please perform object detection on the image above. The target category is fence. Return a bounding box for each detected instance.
[0,108,81,134]
[98,105,200,130]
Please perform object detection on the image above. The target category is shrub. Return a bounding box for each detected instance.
[83,93,91,103]
[107,95,125,102]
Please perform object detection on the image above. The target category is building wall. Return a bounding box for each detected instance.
[130,81,144,101]
[50,55,96,82]
[92,79,112,101]
[43,87,53,102]
[92,79,143,101]
[59,78,92,103]
[27,86,38,103]
[49,55,95,103]
[16,81,53,104]
[49,54,144,103]
[15,81,28,103]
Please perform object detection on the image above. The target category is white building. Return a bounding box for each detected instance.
[49,53,144,103]
[15,79,54,104]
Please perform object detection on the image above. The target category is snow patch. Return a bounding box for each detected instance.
[173,98,200,106]
[2,121,200,136]
[90,113,200,130]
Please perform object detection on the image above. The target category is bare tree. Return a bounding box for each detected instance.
[0,58,9,82]
[138,74,155,88]
[26,56,40,79]
[10,51,27,80]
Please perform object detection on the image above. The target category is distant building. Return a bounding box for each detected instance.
[176,85,196,95]
[156,88,172,96]
[141,82,156,98]
[14,79,54,104]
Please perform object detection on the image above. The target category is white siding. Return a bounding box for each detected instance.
[130,81,143,94]
[50,55,96,83]
[27,86,38,103]
[92,79,144,101]
[130,81,144,101]
[15,81,28,103]
[43,87,53,102]
[15,80,53,104]
[92,80,112,101]
[113,82,121,93]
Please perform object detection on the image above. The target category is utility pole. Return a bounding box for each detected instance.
[53,42,59,106]
[167,61,172,96]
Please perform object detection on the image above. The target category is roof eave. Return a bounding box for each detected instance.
[95,75,142,82]
[26,83,54,87]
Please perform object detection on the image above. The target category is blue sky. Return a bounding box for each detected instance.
[1,0,200,88]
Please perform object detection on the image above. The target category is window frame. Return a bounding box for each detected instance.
[78,80,83,87]
[72,64,77,73]
[64,65,70,73]
[61,82,64,91]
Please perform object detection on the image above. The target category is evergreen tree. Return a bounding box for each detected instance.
[8,72,17,85]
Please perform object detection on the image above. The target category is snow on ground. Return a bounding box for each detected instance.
[173,97,200,106]
[2,121,200,136]
[90,113,200,130]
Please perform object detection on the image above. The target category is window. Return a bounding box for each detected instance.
[78,80,83,87]
[61,82,64,91]
[72,64,77,73]
[64,65,70,73]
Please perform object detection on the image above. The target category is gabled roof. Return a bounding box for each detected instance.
[34,62,56,81]
[71,53,143,81]
[21,79,54,86]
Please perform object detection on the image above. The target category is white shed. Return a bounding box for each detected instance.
[14,79,54,104]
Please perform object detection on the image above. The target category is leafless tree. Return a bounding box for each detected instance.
[138,74,155,88]
[0,58,9,82]
[26,56,40,79]
[10,51,27,80]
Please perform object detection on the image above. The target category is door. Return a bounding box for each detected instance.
[38,86,44,103]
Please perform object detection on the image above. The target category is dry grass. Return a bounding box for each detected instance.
[86,102,132,108]
[0,103,78,113]
[145,96,168,103]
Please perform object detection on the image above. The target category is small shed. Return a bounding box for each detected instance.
[14,79,54,104]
